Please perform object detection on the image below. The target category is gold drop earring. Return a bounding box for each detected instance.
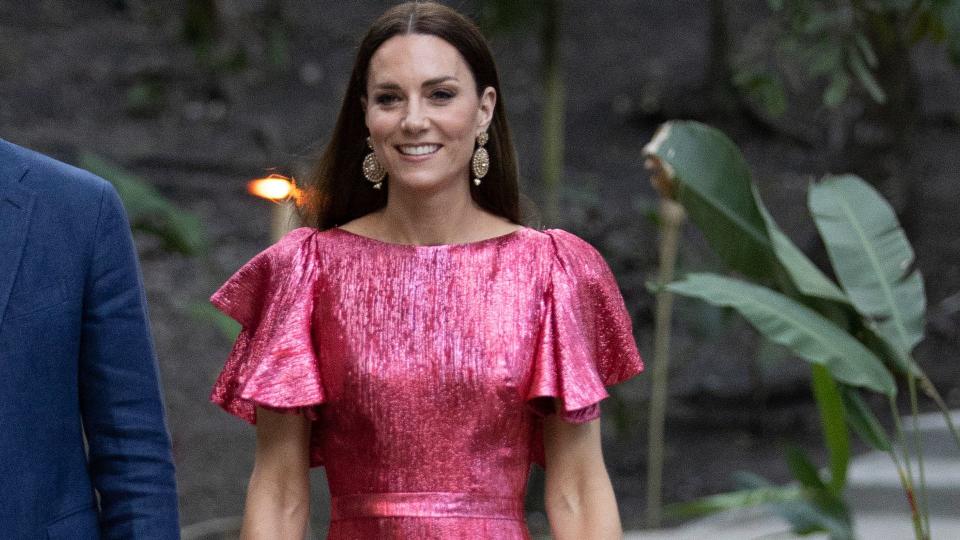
[362,137,386,189]
[471,131,490,186]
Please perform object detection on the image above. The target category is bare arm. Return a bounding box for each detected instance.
[241,407,312,540]
[543,403,623,540]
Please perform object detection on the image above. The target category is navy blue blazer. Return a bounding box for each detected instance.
[0,139,180,539]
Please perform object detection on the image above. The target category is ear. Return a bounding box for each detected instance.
[476,86,497,133]
[360,95,372,132]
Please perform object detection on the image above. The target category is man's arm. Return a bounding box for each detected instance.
[79,182,180,539]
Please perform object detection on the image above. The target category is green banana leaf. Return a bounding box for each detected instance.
[667,273,896,395]
[79,152,206,255]
[642,121,776,280]
[665,485,802,520]
[190,301,241,340]
[809,174,925,354]
[753,184,849,303]
[841,386,892,452]
[858,321,915,375]
[811,364,850,495]
[782,447,855,540]
[675,470,854,540]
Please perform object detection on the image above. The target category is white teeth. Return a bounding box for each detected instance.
[398,144,440,156]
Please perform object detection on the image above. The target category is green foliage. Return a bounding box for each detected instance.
[644,122,777,280]
[732,70,788,118]
[809,175,926,354]
[642,120,953,539]
[916,0,960,63]
[125,78,167,118]
[266,24,290,69]
[842,387,893,451]
[742,0,960,114]
[181,0,287,74]
[79,152,206,255]
[191,302,241,340]
[477,0,545,34]
[754,183,848,303]
[666,274,895,395]
[666,484,802,520]
[669,468,855,540]
[781,447,855,539]
[810,364,851,494]
[823,71,852,108]
[847,42,886,103]
[182,0,218,49]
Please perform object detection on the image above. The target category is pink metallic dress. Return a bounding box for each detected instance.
[211,226,643,539]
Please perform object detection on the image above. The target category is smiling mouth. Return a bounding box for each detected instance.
[397,144,441,156]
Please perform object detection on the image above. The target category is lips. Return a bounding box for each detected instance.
[396,144,441,156]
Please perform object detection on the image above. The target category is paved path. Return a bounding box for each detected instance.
[628,410,960,539]
[627,509,960,539]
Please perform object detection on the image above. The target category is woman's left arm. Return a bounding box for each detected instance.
[543,404,623,540]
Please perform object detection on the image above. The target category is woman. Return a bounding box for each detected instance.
[211,2,643,539]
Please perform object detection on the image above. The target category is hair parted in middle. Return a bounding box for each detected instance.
[301,1,522,229]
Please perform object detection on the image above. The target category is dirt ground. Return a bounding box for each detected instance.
[2,0,958,535]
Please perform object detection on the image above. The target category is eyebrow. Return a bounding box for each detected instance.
[372,76,459,90]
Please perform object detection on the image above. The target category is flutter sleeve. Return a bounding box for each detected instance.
[209,227,325,425]
[527,229,643,425]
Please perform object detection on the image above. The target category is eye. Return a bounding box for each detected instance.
[374,93,400,106]
[430,89,456,101]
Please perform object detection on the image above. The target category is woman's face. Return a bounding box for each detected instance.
[363,33,496,192]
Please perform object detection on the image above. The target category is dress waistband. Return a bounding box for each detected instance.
[330,492,525,521]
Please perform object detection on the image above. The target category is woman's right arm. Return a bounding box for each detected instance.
[241,407,312,540]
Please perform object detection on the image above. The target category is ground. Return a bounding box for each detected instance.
[1,0,958,535]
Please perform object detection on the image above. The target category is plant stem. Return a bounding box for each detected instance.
[540,0,564,225]
[889,395,925,540]
[907,372,930,537]
[918,374,960,451]
[644,199,685,528]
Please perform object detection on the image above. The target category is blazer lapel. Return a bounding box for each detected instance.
[0,154,34,328]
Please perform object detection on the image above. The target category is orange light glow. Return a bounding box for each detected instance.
[248,174,297,201]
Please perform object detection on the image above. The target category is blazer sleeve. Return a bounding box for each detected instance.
[78,183,180,539]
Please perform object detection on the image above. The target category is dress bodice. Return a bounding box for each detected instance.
[211,226,642,539]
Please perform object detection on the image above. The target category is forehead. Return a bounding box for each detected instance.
[367,33,473,87]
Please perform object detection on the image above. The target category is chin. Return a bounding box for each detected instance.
[390,171,460,192]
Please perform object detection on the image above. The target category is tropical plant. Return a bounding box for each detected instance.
[78,153,241,340]
[735,0,960,116]
[641,120,958,539]
[79,152,206,255]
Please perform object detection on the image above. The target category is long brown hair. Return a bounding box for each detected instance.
[301,1,521,229]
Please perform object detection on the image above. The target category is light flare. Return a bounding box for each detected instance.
[247,174,300,202]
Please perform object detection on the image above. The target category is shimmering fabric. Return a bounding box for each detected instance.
[211,226,643,539]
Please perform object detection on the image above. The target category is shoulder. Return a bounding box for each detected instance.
[212,227,322,327]
[1,140,118,230]
[535,228,611,281]
[1,141,130,264]
[244,227,321,275]
[2,139,111,201]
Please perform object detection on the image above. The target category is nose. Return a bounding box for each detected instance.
[400,101,429,134]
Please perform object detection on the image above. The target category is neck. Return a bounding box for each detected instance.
[377,180,486,245]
